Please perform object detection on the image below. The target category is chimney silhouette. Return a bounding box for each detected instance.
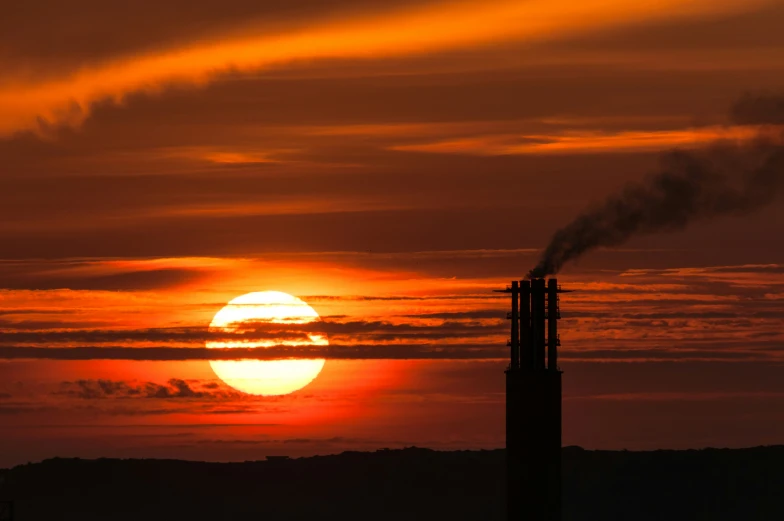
[501,277,564,521]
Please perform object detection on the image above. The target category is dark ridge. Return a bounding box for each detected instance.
[1,446,783,520]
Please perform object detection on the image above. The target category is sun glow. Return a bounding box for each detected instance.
[207,291,327,396]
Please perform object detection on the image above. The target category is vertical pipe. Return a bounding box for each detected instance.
[529,280,539,369]
[519,280,531,371]
[506,281,521,521]
[533,279,547,370]
[510,281,520,370]
[548,278,558,371]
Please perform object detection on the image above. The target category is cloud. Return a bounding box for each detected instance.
[304,294,505,302]
[563,349,772,362]
[566,390,784,402]
[0,267,206,291]
[57,378,241,400]
[2,342,781,362]
[0,345,506,361]
[0,403,61,415]
[400,310,503,320]
[0,0,425,67]
[0,318,504,344]
[389,125,766,156]
[730,92,784,125]
[0,257,233,290]
[0,0,767,135]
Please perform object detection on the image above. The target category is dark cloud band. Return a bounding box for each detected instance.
[0,345,776,362]
[0,345,507,361]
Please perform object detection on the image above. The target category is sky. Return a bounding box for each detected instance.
[1,0,784,467]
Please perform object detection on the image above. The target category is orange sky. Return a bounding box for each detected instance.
[1,0,784,467]
[0,0,773,136]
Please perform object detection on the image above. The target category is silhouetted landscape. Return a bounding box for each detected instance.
[3,1,784,520]
[1,445,782,520]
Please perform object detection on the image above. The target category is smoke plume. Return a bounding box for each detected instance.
[528,94,784,278]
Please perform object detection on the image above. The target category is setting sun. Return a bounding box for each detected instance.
[207,291,327,396]
[2,1,783,516]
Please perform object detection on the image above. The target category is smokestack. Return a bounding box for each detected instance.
[503,281,523,521]
[504,277,564,521]
[531,278,547,370]
[520,280,531,371]
[547,278,559,371]
[510,281,520,370]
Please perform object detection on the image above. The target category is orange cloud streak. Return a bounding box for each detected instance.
[390,125,769,156]
[0,0,770,135]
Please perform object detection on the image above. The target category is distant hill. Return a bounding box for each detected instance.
[1,446,782,520]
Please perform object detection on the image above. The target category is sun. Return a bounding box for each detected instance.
[206,291,327,396]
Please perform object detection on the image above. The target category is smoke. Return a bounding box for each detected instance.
[528,94,784,278]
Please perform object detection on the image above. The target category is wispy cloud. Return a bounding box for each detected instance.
[0,263,781,362]
[0,0,767,135]
[56,378,242,400]
[390,125,768,156]
[0,345,504,361]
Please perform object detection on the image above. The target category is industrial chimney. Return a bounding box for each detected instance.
[501,277,564,521]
